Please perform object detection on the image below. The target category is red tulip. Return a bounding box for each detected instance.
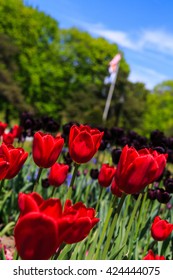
[58,200,99,245]
[69,125,104,164]
[48,163,69,187]
[0,122,7,136]
[14,193,99,259]
[114,145,167,194]
[143,249,165,260]
[1,143,28,179]
[2,132,14,145]
[151,216,173,241]
[14,192,60,260]
[32,131,64,168]
[98,163,116,187]
[111,177,122,197]
[11,125,23,139]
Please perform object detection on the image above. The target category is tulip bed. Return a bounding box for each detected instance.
[0,116,173,260]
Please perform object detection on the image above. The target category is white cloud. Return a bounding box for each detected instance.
[76,20,173,56]
[141,30,173,54]
[128,65,168,89]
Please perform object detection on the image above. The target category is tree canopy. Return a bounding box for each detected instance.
[2,0,171,137]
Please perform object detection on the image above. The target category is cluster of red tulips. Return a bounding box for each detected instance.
[0,120,172,260]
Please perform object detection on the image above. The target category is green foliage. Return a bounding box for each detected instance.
[0,33,32,123]
[142,81,173,136]
[59,27,130,125]
[0,0,63,118]
[121,81,149,133]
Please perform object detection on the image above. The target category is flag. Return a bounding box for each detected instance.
[104,53,121,85]
[109,53,121,73]
[104,72,116,85]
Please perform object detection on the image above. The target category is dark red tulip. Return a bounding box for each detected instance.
[1,143,28,179]
[151,216,173,241]
[156,188,171,204]
[114,145,167,194]
[48,163,69,187]
[98,164,116,187]
[90,168,99,180]
[147,189,157,200]
[69,125,104,164]
[111,148,122,165]
[143,249,165,260]
[32,131,64,168]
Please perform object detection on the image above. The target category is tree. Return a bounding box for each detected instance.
[0,33,33,123]
[0,0,63,118]
[142,80,173,136]
[59,28,130,125]
[120,81,149,133]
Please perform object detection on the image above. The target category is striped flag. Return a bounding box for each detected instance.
[104,53,121,85]
[109,53,121,73]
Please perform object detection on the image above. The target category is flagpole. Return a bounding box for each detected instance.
[102,63,120,122]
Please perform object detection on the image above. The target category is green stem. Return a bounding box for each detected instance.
[134,192,147,240]
[66,163,79,200]
[94,204,114,260]
[95,187,105,213]
[0,247,6,260]
[33,167,43,193]
[118,193,143,259]
[101,193,126,259]
[50,186,56,198]
[0,179,5,193]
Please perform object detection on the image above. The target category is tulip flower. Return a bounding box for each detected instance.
[2,132,14,145]
[0,122,7,136]
[32,131,64,168]
[143,250,165,260]
[114,145,167,194]
[14,193,60,260]
[98,164,116,187]
[69,124,104,164]
[90,168,99,180]
[1,143,28,179]
[48,163,69,187]
[11,125,23,139]
[58,200,99,245]
[151,216,173,241]
[14,193,99,260]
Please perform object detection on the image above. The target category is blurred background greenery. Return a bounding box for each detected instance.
[1,0,173,137]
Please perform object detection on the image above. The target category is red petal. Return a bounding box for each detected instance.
[70,131,94,163]
[39,198,62,220]
[14,212,58,260]
[18,193,40,216]
[32,132,44,167]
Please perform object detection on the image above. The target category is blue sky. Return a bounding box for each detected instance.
[24,0,173,89]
